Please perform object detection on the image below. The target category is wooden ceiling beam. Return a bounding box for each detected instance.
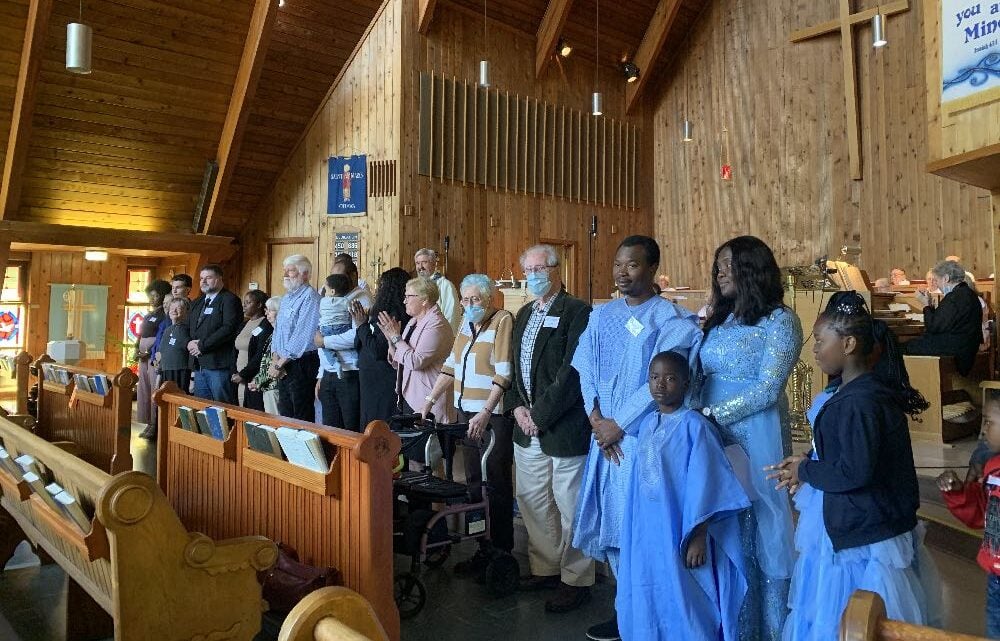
[536,0,575,78]
[0,221,237,262]
[0,0,53,220]
[625,0,685,113]
[201,0,277,236]
[418,0,438,34]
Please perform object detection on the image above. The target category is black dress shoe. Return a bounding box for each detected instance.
[585,616,620,641]
[519,575,560,592]
[544,583,591,613]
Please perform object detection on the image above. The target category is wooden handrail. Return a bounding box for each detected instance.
[841,590,988,641]
[278,587,389,641]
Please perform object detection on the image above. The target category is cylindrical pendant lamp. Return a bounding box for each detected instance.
[66,22,92,74]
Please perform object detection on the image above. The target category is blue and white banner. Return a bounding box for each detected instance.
[328,155,367,215]
[942,0,1000,102]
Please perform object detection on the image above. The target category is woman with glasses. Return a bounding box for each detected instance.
[378,276,455,423]
[423,273,516,579]
[698,236,802,641]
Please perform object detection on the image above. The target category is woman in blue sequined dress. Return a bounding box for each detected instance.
[698,236,802,641]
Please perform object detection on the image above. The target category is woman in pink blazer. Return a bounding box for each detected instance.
[377,276,456,424]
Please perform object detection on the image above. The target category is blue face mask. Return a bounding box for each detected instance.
[464,305,486,325]
[941,283,956,295]
[526,272,552,297]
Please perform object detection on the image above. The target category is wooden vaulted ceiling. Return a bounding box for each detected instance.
[0,0,701,244]
[0,0,382,239]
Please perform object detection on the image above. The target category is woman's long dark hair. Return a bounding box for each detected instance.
[819,291,929,418]
[704,236,785,333]
[369,267,411,324]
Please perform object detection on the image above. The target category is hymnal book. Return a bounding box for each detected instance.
[74,374,91,393]
[204,407,230,439]
[45,482,64,502]
[22,472,61,512]
[300,432,329,472]
[0,447,22,477]
[275,427,326,472]
[177,406,197,432]
[57,369,71,385]
[89,376,107,396]
[54,491,92,533]
[15,454,40,476]
[244,422,284,458]
[194,410,214,438]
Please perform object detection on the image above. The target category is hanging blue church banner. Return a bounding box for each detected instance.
[328,155,367,216]
[942,0,1000,102]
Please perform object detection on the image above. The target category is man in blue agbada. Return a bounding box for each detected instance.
[571,235,704,641]
[617,351,750,641]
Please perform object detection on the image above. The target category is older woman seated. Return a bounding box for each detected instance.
[905,260,984,375]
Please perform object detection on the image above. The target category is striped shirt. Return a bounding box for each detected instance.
[519,290,559,399]
[271,284,321,360]
[442,309,514,414]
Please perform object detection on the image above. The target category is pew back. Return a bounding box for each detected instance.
[154,382,402,641]
[34,354,135,474]
[0,351,31,415]
[0,415,277,641]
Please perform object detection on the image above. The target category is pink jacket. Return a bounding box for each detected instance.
[391,306,456,423]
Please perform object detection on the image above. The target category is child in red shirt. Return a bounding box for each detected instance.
[938,389,1000,638]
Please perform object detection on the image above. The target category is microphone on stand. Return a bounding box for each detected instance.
[444,235,450,251]
[443,235,451,276]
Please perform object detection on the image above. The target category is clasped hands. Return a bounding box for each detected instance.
[513,406,539,438]
[764,454,808,495]
[590,411,625,465]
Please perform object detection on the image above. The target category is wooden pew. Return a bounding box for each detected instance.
[154,382,403,641]
[904,354,987,443]
[0,415,277,641]
[34,354,135,474]
[0,350,31,416]
[841,590,987,641]
[278,587,390,641]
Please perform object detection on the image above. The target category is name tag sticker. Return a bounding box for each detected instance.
[625,316,644,337]
[149,316,157,323]
[251,326,264,336]
[543,316,559,328]
[204,307,214,315]
[988,475,1000,487]
[168,337,177,346]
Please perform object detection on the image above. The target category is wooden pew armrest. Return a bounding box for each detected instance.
[183,532,278,576]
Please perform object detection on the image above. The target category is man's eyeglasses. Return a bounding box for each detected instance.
[523,265,554,275]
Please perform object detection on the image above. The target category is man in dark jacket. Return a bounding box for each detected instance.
[905,260,983,376]
[505,244,594,614]
[187,264,243,403]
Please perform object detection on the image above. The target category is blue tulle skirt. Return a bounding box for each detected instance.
[783,484,942,641]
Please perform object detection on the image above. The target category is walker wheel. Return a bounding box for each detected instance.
[423,544,451,569]
[394,572,427,619]
[485,552,520,596]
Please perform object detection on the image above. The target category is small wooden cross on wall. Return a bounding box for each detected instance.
[790,0,910,180]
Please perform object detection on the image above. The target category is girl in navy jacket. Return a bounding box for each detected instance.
[767,292,940,640]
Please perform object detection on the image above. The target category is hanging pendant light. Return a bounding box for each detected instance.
[682,119,693,142]
[682,67,692,142]
[591,0,603,116]
[66,0,92,75]
[479,0,490,87]
[872,12,887,48]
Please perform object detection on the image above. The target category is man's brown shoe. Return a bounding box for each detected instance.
[544,583,591,613]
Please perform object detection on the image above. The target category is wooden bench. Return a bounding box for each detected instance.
[278,587,390,641]
[154,381,403,641]
[0,350,31,416]
[841,590,987,640]
[0,415,277,641]
[34,354,135,474]
[904,354,987,443]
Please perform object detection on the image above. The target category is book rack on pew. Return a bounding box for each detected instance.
[154,381,403,641]
[33,354,135,474]
[0,415,277,641]
[0,351,32,418]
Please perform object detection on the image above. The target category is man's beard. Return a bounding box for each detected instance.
[284,276,304,292]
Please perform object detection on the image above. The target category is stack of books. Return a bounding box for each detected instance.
[244,422,330,473]
[176,405,232,441]
[70,373,112,395]
[41,364,73,386]
[10,452,92,533]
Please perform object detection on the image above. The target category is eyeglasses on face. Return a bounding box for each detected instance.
[523,265,553,275]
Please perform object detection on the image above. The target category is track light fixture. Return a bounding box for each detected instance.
[622,61,640,83]
[558,38,572,57]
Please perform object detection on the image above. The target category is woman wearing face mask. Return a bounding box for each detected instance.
[904,260,984,376]
[423,273,516,578]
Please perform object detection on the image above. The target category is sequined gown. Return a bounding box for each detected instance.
[699,307,802,641]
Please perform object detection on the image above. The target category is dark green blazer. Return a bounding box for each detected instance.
[505,289,592,457]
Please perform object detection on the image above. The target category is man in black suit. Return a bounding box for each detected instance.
[187,264,243,403]
[905,259,984,376]
[504,244,595,614]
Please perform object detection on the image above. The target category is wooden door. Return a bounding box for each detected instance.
[541,239,577,297]
[267,240,317,297]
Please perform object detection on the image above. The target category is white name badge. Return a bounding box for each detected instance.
[251,326,264,336]
[168,337,177,346]
[203,307,214,315]
[988,475,1000,487]
[543,316,559,328]
[149,316,157,323]
[625,316,644,337]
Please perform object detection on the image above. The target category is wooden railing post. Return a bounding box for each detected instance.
[109,368,137,474]
[13,351,31,414]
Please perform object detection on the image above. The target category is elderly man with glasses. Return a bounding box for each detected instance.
[504,244,596,614]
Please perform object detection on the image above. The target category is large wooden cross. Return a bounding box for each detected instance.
[790,0,909,180]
